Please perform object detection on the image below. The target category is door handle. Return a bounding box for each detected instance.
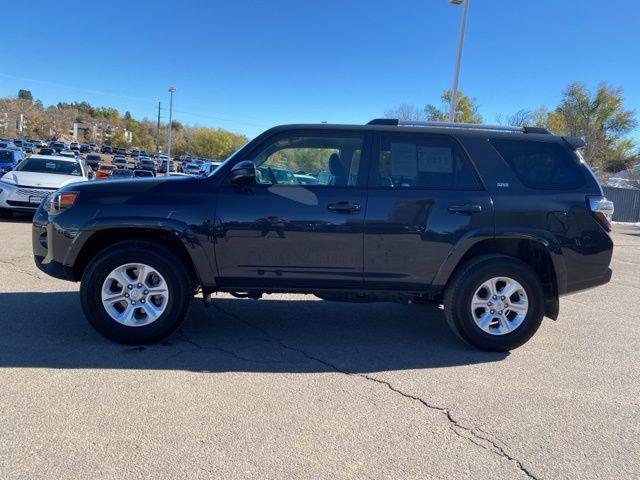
[448,204,482,214]
[327,201,361,213]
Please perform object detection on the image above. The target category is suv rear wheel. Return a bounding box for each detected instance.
[80,241,192,344]
[444,255,544,351]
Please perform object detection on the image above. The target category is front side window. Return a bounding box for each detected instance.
[248,132,364,187]
[374,134,480,190]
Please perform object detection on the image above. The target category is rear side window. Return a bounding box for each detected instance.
[491,139,585,190]
[373,134,480,190]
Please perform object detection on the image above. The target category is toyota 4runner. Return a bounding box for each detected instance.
[32,119,614,351]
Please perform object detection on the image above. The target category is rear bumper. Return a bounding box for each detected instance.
[563,267,612,295]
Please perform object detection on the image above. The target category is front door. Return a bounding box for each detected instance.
[214,129,370,289]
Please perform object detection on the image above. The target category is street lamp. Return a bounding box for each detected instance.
[166,87,176,176]
[448,0,469,123]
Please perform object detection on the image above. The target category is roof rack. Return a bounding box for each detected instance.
[367,118,550,134]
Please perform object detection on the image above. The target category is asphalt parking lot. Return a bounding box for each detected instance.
[0,215,638,480]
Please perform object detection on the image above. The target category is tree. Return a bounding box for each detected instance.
[496,109,532,127]
[106,129,128,148]
[384,103,426,121]
[17,89,33,102]
[425,90,482,124]
[384,90,482,124]
[189,128,247,159]
[94,107,120,122]
[553,83,636,168]
[521,83,637,169]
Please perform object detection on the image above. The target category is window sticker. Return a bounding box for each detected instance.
[46,162,56,169]
[390,143,417,177]
[417,147,453,173]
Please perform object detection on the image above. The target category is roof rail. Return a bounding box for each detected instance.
[367,118,550,134]
[367,118,399,126]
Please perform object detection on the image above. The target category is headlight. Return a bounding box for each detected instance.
[0,176,16,185]
[45,191,79,214]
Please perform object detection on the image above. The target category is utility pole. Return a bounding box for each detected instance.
[155,102,161,153]
[448,0,470,123]
[166,88,176,176]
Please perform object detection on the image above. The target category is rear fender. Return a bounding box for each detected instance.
[432,228,566,315]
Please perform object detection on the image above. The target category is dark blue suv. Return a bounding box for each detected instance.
[32,120,614,350]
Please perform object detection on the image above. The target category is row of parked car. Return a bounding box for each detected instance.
[0,140,169,217]
[0,134,231,217]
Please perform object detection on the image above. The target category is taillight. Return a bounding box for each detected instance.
[587,196,614,232]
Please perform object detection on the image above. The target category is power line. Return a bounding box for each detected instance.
[0,73,270,130]
[172,109,269,128]
[0,73,156,104]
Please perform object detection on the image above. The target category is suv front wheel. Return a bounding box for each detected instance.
[80,241,192,344]
[444,255,545,351]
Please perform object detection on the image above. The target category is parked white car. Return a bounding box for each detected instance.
[0,154,91,217]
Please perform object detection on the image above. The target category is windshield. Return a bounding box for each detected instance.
[15,158,82,176]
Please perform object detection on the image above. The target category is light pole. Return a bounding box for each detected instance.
[448,0,469,123]
[166,87,176,176]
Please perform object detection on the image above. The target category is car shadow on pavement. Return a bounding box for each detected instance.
[0,291,508,373]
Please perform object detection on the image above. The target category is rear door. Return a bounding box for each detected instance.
[364,131,494,290]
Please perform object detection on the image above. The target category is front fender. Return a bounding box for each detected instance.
[63,216,217,286]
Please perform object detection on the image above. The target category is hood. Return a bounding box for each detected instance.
[2,170,88,189]
[63,173,193,195]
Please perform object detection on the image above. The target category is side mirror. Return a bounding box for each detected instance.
[229,160,256,186]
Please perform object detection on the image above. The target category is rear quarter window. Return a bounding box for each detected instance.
[490,139,585,190]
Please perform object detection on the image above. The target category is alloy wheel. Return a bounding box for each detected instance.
[470,276,529,335]
[101,263,169,327]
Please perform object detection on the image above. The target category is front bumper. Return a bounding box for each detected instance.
[32,205,78,281]
[0,182,55,212]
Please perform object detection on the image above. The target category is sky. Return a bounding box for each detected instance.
[1,0,639,140]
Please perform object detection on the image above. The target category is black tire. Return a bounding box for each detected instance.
[443,255,545,351]
[0,208,13,219]
[80,241,193,344]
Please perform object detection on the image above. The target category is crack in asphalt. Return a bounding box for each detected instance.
[0,258,45,280]
[211,302,540,480]
[170,329,307,365]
